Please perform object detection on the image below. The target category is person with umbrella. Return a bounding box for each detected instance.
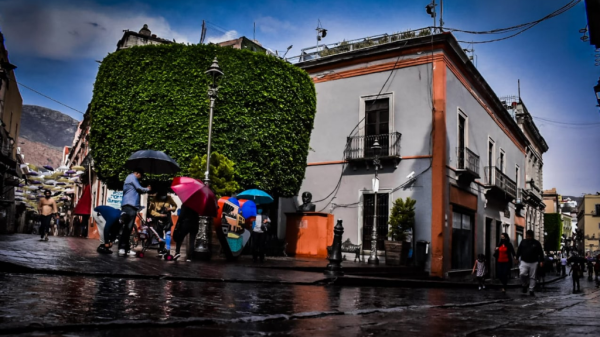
[172,205,199,261]
[252,208,271,262]
[118,168,151,257]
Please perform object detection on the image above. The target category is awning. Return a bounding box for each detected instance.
[73,185,91,215]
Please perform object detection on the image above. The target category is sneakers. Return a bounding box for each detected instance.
[478,286,482,290]
[173,253,181,261]
[529,291,535,296]
[128,250,137,256]
[482,285,485,289]
[97,246,113,254]
[522,286,528,294]
[118,249,126,256]
[43,233,48,241]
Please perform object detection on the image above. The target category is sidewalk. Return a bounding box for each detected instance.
[0,234,564,288]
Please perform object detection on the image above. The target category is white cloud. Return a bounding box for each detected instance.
[0,0,196,60]
[255,16,295,35]
[205,30,238,44]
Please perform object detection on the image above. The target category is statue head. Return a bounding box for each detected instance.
[301,191,312,204]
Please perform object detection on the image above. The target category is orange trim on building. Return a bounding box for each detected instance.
[313,54,444,83]
[449,185,478,211]
[430,57,447,278]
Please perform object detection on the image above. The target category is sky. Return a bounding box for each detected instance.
[0,0,598,196]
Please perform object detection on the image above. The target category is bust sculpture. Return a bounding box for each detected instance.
[297,191,316,212]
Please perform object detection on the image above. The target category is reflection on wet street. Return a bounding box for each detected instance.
[1,272,599,336]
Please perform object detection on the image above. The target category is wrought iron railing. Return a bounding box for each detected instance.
[287,27,436,64]
[344,132,401,161]
[456,147,480,177]
[484,166,517,199]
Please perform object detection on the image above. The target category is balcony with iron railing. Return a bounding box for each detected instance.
[456,147,480,178]
[484,166,518,200]
[344,132,402,163]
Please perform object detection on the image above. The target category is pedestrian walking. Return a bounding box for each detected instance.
[586,254,594,281]
[568,253,583,293]
[594,255,600,288]
[494,233,516,293]
[516,230,545,296]
[118,168,151,257]
[251,209,271,262]
[37,190,58,241]
[561,255,567,276]
[172,205,199,261]
[472,254,486,290]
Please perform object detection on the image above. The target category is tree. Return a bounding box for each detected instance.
[89,43,316,196]
[388,197,416,241]
[188,152,239,198]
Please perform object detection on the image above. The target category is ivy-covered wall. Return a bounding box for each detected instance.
[90,43,316,197]
[544,213,563,252]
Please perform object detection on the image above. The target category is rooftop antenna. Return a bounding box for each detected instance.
[316,19,327,55]
[440,0,444,30]
[253,22,256,41]
[518,79,521,101]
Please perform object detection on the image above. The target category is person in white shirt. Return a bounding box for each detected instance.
[252,209,271,262]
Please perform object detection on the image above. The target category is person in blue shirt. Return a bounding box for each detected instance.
[118,168,151,256]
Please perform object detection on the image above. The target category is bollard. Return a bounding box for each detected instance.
[324,219,345,277]
[192,216,212,260]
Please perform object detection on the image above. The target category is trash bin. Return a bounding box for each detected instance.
[416,240,429,267]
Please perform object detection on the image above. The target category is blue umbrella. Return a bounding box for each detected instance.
[236,189,273,205]
[240,200,257,218]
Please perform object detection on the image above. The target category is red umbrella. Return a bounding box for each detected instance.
[171,177,217,217]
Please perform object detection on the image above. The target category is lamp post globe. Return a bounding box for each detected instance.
[368,139,382,265]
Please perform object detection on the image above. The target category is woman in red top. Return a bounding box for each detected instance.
[494,233,516,293]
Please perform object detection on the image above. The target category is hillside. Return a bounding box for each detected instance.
[19,105,80,149]
[17,138,63,168]
[17,105,80,167]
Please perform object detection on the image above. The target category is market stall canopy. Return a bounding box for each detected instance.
[73,185,91,215]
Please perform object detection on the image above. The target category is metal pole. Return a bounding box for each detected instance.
[204,94,216,186]
[439,0,444,30]
[368,160,379,265]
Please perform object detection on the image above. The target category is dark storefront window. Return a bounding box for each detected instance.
[452,210,474,270]
[363,193,389,251]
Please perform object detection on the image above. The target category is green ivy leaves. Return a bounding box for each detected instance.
[90,43,316,197]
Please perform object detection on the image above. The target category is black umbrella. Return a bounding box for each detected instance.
[125,150,180,175]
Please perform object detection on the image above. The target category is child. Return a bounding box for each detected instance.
[472,254,486,290]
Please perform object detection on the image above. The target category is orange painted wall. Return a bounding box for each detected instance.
[430,58,448,278]
[285,213,334,258]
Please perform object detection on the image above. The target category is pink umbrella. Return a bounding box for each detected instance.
[171,177,217,217]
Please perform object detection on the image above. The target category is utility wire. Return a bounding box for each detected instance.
[445,0,581,44]
[531,115,600,126]
[17,82,85,115]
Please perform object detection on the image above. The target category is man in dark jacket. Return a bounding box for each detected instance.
[517,230,545,296]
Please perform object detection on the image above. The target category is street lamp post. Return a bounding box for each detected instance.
[368,140,382,265]
[204,57,224,186]
[503,223,510,233]
[193,57,223,261]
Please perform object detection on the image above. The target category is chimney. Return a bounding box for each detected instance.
[151,34,157,38]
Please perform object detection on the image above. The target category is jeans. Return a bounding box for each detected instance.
[520,261,538,290]
[39,215,52,239]
[118,205,138,250]
[496,262,511,287]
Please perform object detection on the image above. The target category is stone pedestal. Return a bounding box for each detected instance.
[285,212,334,258]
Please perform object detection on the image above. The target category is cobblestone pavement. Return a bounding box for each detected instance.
[0,270,598,336]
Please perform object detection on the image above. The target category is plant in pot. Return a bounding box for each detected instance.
[385,197,416,266]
